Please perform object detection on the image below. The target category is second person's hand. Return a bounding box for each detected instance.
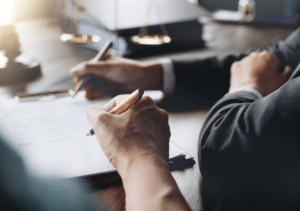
[229,51,293,96]
[71,57,163,100]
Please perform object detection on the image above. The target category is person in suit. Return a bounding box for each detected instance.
[199,50,298,210]
[71,27,300,109]
[71,27,300,210]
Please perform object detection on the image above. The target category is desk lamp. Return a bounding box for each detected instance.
[60,0,101,45]
[130,0,172,46]
[0,1,40,85]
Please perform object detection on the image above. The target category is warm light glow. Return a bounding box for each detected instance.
[0,51,8,68]
[60,33,101,44]
[131,35,171,45]
[82,34,88,41]
[0,1,14,26]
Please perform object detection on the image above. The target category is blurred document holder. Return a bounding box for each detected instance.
[0,91,190,182]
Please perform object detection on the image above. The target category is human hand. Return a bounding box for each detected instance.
[71,57,163,100]
[86,95,170,177]
[229,51,293,96]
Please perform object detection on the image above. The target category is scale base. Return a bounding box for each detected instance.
[0,54,41,86]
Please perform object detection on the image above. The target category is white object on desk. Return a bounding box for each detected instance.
[0,91,185,179]
[212,10,244,22]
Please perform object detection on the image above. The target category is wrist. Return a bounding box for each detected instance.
[230,84,265,96]
[119,153,190,211]
[116,153,169,180]
[141,62,163,90]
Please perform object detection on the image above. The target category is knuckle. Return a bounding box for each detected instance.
[260,51,272,59]
[115,94,128,101]
[82,61,89,68]
[160,109,169,119]
[87,105,109,123]
[87,105,98,114]
[143,96,155,105]
[232,61,238,67]
[167,128,171,138]
[96,112,110,123]
[231,62,239,71]
[249,52,259,57]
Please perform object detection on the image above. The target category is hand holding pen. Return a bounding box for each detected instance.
[86,91,171,172]
[89,89,144,135]
[72,40,113,98]
[70,51,163,100]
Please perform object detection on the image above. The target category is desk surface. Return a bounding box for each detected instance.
[0,18,294,211]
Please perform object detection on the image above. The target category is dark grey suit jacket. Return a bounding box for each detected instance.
[194,28,300,210]
[159,27,300,111]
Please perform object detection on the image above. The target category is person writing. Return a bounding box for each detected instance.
[199,51,298,210]
[87,94,191,210]
[71,27,300,210]
[0,95,190,210]
[70,28,300,109]
[2,27,300,210]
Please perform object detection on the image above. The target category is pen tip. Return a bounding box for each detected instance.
[138,89,144,95]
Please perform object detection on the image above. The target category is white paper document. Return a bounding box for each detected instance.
[0,91,186,179]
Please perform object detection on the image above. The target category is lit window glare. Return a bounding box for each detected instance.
[0,1,14,26]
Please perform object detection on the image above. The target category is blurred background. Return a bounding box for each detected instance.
[0,0,299,97]
[4,0,299,25]
[0,2,299,210]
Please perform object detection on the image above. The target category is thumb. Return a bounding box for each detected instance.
[281,65,293,81]
[103,94,130,112]
[71,61,110,78]
[70,61,89,77]
[86,105,109,127]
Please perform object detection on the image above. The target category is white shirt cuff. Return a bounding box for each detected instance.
[226,87,263,98]
[159,58,175,95]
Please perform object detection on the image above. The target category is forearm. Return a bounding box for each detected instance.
[162,28,300,109]
[141,62,163,91]
[159,52,252,110]
[199,78,300,195]
[120,156,190,211]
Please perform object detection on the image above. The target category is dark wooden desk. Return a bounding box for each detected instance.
[0,18,294,211]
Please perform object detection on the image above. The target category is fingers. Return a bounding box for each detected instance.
[281,65,293,81]
[74,77,80,85]
[70,62,88,77]
[70,61,111,78]
[136,96,155,107]
[87,95,129,129]
[103,95,155,113]
[103,94,130,112]
[86,105,107,126]
[85,88,107,100]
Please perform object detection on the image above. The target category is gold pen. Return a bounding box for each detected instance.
[89,89,144,135]
[72,40,113,98]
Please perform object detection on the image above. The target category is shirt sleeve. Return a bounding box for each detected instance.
[159,58,176,95]
[226,87,263,98]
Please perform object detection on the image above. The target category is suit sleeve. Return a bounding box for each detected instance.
[198,77,300,200]
[159,27,300,110]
